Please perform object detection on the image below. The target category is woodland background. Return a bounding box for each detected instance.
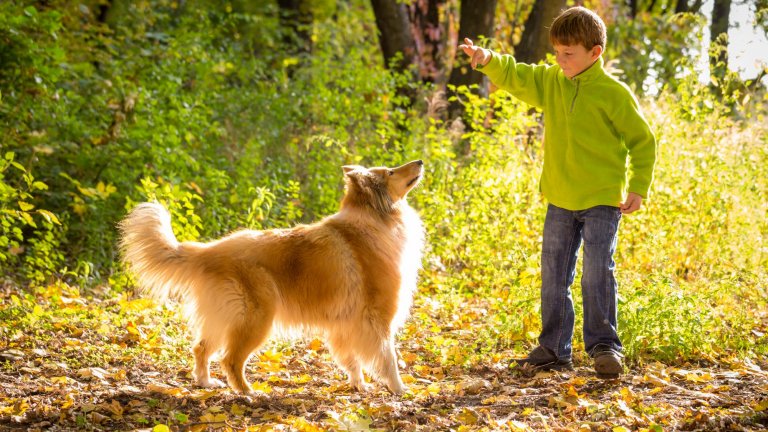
[1,0,767,431]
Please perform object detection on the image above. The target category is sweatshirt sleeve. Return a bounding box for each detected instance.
[476,51,550,109]
[614,90,657,198]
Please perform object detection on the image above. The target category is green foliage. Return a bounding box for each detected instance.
[1,0,767,370]
[605,11,706,96]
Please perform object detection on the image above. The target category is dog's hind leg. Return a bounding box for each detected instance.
[220,271,277,395]
[193,338,225,388]
[221,323,270,395]
[328,336,369,392]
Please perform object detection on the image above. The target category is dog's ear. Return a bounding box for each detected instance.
[342,166,363,188]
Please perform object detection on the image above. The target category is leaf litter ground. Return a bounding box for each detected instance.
[1,283,767,431]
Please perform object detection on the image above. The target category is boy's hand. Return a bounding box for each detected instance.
[620,192,643,214]
[458,38,490,69]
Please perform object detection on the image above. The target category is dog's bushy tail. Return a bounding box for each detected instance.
[119,202,191,302]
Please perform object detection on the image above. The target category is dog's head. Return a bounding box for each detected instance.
[340,160,424,216]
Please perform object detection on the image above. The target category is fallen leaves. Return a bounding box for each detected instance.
[2,284,768,431]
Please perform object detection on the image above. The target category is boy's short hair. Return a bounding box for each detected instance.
[549,6,607,50]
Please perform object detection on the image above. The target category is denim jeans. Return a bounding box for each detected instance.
[538,203,623,360]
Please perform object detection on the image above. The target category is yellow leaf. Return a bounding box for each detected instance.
[19,211,37,227]
[32,305,44,316]
[191,389,220,401]
[147,382,189,397]
[508,420,531,431]
[152,425,170,432]
[288,415,324,432]
[60,393,75,409]
[51,376,71,385]
[568,376,588,386]
[754,399,768,412]
[102,400,124,417]
[401,374,416,384]
[230,404,247,416]
[293,374,312,384]
[261,349,283,363]
[413,364,431,375]
[613,427,631,432]
[308,338,323,351]
[18,201,35,211]
[455,408,478,425]
[685,372,713,383]
[401,351,419,364]
[73,202,87,216]
[251,381,272,394]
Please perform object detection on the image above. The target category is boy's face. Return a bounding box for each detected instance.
[553,43,603,79]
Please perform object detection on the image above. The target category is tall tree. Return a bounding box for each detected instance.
[370,0,419,75]
[409,0,448,84]
[277,0,313,56]
[447,0,497,115]
[709,0,732,80]
[674,0,705,14]
[514,0,566,64]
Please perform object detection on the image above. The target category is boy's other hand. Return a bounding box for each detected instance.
[458,38,490,69]
[620,192,643,214]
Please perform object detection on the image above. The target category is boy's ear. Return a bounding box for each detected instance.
[591,45,603,59]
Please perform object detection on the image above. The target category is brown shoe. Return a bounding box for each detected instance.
[512,345,574,372]
[592,345,623,379]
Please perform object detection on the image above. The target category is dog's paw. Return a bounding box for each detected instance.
[384,378,407,395]
[351,381,373,393]
[197,378,226,388]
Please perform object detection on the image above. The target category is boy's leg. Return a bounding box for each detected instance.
[538,204,583,361]
[580,205,623,377]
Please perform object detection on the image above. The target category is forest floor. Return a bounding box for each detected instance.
[1,283,768,431]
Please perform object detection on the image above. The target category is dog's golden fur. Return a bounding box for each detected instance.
[119,160,424,395]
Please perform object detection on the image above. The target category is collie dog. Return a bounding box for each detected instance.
[119,160,424,395]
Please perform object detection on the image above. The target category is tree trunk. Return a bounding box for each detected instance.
[514,0,566,64]
[409,0,447,84]
[447,0,497,116]
[277,0,313,56]
[674,0,689,13]
[709,0,732,79]
[370,0,419,75]
[629,0,638,18]
[675,0,704,14]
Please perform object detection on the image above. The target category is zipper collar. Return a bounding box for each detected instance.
[568,56,605,84]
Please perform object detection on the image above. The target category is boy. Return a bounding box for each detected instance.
[459,6,656,378]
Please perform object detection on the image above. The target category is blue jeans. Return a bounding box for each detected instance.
[539,204,623,360]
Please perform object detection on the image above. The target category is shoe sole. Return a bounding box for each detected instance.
[533,361,574,372]
[594,357,622,379]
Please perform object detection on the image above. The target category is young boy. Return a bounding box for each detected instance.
[459,6,656,378]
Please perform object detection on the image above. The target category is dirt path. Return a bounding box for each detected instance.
[2,348,767,431]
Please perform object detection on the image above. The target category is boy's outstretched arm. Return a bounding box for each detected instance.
[458,38,491,69]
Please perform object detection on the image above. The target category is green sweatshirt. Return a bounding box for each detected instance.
[477,53,656,211]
